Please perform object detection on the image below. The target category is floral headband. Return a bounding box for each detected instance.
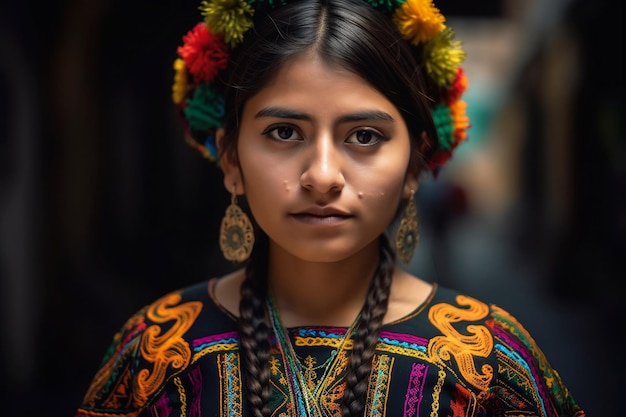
[172,0,470,172]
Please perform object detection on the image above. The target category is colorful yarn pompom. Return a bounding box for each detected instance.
[430,98,470,170]
[172,58,188,105]
[200,0,255,47]
[424,27,465,88]
[177,22,229,84]
[428,149,452,172]
[184,83,225,132]
[432,104,455,151]
[449,99,470,143]
[393,0,445,45]
[445,67,468,103]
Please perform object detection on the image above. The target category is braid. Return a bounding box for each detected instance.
[238,233,272,417]
[238,233,395,416]
[341,234,396,416]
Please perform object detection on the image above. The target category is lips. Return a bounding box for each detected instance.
[290,206,353,225]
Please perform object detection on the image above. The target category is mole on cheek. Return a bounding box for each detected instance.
[284,180,291,192]
[358,192,364,199]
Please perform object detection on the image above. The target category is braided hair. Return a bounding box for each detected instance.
[237,232,396,416]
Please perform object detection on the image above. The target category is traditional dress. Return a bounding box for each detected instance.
[75,278,585,417]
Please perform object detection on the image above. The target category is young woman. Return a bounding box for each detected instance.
[75,1,585,416]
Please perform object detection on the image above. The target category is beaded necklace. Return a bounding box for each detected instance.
[266,295,361,416]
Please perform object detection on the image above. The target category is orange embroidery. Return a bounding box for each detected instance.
[135,293,202,405]
[427,295,494,391]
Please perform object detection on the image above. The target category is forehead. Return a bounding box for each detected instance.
[243,51,402,120]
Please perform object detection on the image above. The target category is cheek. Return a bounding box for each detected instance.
[352,153,410,197]
[353,170,407,220]
[237,149,294,221]
[241,162,283,198]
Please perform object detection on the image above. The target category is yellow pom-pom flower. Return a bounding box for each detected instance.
[393,0,446,45]
[200,0,255,47]
[424,27,465,88]
[172,58,188,105]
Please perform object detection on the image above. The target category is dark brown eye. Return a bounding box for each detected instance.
[276,127,294,139]
[264,125,302,142]
[356,130,374,144]
[346,129,386,146]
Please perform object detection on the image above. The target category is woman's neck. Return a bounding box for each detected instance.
[266,239,381,328]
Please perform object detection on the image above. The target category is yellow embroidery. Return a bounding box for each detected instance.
[427,295,494,391]
[193,342,238,361]
[302,355,319,393]
[173,376,187,417]
[294,336,354,350]
[135,293,202,405]
[430,369,445,417]
[376,343,430,361]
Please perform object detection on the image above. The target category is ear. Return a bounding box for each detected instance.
[402,130,430,198]
[216,128,245,194]
[403,171,419,199]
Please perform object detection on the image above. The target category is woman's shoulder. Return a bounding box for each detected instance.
[75,276,235,416]
[121,279,213,329]
[423,283,585,416]
[123,275,239,342]
[425,283,548,355]
[426,283,544,350]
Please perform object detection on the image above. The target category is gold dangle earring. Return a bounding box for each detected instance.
[219,184,255,262]
[395,189,419,265]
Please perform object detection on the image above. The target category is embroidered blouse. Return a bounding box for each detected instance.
[74,278,585,417]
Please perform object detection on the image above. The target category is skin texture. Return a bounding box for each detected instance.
[218,51,431,327]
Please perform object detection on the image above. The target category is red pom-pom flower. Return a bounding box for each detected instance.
[445,67,468,104]
[177,22,229,84]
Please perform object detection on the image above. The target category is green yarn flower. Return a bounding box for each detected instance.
[432,104,454,151]
[184,83,225,132]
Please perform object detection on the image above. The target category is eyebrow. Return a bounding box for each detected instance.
[255,106,395,123]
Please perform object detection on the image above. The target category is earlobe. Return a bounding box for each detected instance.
[222,161,244,195]
[403,178,418,199]
[223,170,244,195]
[403,165,419,199]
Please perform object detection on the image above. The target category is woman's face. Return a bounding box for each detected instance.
[223,51,417,263]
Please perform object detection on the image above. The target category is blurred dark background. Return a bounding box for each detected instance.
[0,0,622,415]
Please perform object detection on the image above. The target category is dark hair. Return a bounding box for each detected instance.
[219,1,438,415]
[219,0,439,168]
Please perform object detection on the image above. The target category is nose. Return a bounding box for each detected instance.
[300,135,345,194]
